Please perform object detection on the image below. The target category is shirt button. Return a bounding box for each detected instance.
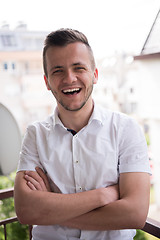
[79,187,82,190]
[75,160,79,164]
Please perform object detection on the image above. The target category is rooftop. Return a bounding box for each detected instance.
[0,22,48,51]
[141,9,160,55]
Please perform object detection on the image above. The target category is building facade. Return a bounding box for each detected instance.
[0,23,54,133]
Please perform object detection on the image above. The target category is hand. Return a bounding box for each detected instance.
[24,167,51,192]
[105,184,119,204]
[99,184,119,206]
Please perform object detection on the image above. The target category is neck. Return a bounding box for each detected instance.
[57,99,94,132]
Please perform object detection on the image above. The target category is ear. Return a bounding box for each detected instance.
[93,68,98,84]
[44,75,51,90]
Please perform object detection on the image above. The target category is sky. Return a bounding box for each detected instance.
[0,0,159,58]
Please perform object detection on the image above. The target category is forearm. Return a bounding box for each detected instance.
[16,191,98,225]
[61,197,147,231]
[14,172,109,225]
[15,170,150,230]
[61,173,150,231]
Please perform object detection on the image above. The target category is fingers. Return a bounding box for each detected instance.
[24,173,44,191]
[24,169,48,192]
[27,181,37,191]
[35,167,51,192]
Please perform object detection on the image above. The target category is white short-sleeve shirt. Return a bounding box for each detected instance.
[18,103,151,240]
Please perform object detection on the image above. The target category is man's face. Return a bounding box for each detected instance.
[44,42,98,112]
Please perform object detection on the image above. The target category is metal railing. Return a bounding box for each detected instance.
[0,188,32,240]
[142,217,160,238]
[0,188,160,239]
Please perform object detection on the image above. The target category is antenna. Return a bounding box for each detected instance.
[0,103,21,175]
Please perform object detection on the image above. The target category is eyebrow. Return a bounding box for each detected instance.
[72,62,86,67]
[49,62,87,72]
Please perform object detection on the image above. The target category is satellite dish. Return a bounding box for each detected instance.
[0,103,21,175]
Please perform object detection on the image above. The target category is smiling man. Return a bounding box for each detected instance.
[14,28,151,240]
[43,41,98,129]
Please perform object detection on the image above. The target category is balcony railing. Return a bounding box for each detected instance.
[0,188,32,240]
[0,188,160,239]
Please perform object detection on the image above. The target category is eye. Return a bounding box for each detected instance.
[52,69,63,75]
[75,66,85,71]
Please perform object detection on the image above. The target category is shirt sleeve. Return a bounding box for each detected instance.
[17,124,43,172]
[118,117,151,175]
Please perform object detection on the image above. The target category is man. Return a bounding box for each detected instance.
[14,28,151,240]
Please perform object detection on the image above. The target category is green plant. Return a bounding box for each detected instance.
[0,172,29,240]
[134,230,147,240]
[145,133,150,146]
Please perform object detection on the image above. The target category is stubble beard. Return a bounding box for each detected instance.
[51,82,94,112]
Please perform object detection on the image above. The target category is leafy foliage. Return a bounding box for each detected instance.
[134,230,148,240]
[0,172,29,240]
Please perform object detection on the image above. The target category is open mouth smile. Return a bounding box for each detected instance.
[62,88,81,95]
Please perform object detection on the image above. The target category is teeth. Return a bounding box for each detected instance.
[63,88,80,93]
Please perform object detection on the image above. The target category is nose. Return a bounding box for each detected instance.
[63,69,77,84]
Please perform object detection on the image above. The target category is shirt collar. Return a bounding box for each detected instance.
[52,102,106,129]
[53,107,65,128]
[88,102,106,126]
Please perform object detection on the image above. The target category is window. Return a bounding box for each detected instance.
[2,62,16,72]
[12,63,16,70]
[1,35,16,47]
[3,62,8,70]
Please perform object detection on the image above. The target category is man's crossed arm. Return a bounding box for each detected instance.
[14,168,150,230]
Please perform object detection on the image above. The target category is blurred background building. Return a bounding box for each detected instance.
[0,22,53,132]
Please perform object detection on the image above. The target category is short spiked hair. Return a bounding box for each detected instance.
[43,28,95,77]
